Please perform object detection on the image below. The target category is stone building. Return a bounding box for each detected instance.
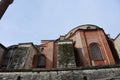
[0,24,119,69]
[0,43,7,68]
[3,43,39,69]
[114,34,120,60]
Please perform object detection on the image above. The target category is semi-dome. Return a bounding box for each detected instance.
[65,24,102,39]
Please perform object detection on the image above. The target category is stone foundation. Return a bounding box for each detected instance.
[0,65,120,80]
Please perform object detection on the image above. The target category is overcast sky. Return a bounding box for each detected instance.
[0,0,120,47]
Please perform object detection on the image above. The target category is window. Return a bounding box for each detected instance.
[40,47,44,53]
[37,54,46,68]
[89,43,103,60]
[87,26,91,29]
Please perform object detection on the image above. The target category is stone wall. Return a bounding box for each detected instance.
[6,47,30,69]
[0,44,6,66]
[114,34,120,59]
[0,65,120,80]
[5,43,38,69]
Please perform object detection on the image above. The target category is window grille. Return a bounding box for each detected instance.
[89,43,103,60]
[37,54,46,68]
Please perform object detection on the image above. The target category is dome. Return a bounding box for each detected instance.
[65,24,102,39]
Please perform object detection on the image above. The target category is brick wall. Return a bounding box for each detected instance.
[68,29,115,66]
[43,41,54,68]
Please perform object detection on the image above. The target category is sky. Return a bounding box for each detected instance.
[0,0,120,47]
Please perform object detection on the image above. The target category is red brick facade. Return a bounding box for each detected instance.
[68,29,115,66]
[39,40,55,68]
[38,24,115,68]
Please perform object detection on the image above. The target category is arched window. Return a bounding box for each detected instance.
[32,55,39,68]
[40,47,44,54]
[89,43,103,60]
[87,26,91,29]
[37,54,46,68]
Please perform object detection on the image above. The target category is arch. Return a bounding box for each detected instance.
[41,47,44,52]
[32,55,38,68]
[65,24,101,39]
[37,54,46,68]
[17,76,21,80]
[40,47,44,54]
[87,26,91,29]
[89,43,103,60]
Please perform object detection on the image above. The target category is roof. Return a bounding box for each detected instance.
[0,43,7,49]
[114,33,120,41]
[65,24,103,39]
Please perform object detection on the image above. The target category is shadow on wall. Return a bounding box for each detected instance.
[74,48,89,67]
[46,56,53,68]
[107,38,120,64]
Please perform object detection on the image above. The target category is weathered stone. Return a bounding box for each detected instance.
[1,67,120,80]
